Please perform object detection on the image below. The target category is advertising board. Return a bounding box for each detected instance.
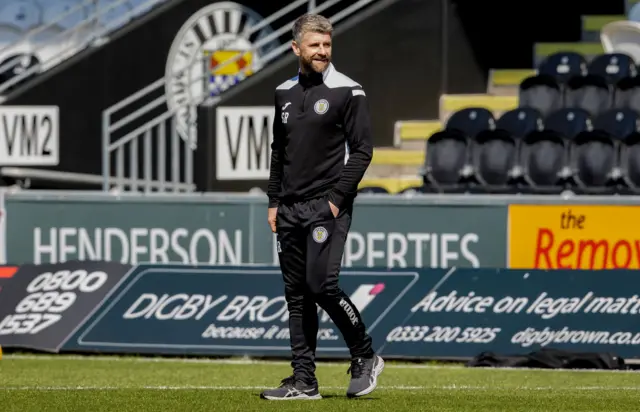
[0,261,132,352]
[5,195,507,269]
[509,205,640,269]
[52,264,640,361]
[65,266,421,356]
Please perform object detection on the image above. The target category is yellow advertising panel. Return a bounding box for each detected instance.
[509,205,640,269]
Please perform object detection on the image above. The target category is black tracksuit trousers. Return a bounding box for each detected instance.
[276,196,374,383]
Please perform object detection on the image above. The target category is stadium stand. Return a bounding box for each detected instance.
[375,0,640,195]
[0,0,167,97]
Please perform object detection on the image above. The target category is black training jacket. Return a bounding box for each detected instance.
[267,63,373,210]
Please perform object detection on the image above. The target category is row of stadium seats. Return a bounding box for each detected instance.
[532,52,635,86]
[0,0,157,32]
[445,106,640,142]
[417,106,640,195]
[358,186,424,195]
[520,52,640,117]
[0,0,165,94]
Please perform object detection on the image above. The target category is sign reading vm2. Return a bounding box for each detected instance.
[65,265,420,356]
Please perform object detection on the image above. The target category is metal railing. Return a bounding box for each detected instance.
[102,0,378,192]
[0,0,167,100]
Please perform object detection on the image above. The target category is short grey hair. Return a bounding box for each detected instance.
[292,14,333,44]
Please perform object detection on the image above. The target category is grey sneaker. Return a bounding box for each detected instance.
[260,375,322,400]
[346,355,385,398]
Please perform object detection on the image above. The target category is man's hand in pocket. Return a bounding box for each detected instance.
[328,201,339,218]
[268,207,277,232]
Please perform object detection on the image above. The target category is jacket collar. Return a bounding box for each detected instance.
[298,63,334,87]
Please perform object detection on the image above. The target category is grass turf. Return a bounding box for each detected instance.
[1,355,640,411]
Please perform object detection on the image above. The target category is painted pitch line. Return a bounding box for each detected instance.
[1,385,640,391]
[5,354,640,374]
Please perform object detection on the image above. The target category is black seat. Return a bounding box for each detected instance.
[568,130,619,194]
[496,108,544,138]
[468,129,519,193]
[565,74,611,117]
[618,133,640,194]
[592,109,639,140]
[445,107,495,138]
[421,130,471,193]
[614,76,640,112]
[538,51,588,85]
[398,186,425,195]
[588,53,637,87]
[544,108,592,140]
[519,130,569,194]
[358,186,389,194]
[519,75,563,117]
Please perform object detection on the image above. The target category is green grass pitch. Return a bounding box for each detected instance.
[1,354,640,411]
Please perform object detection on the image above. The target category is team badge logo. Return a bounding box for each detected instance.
[312,226,328,243]
[314,99,329,115]
[165,1,282,147]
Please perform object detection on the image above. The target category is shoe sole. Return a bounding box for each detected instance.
[261,394,322,400]
[348,355,385,398]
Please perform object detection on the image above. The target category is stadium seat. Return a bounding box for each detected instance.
[592,108,640,140]
[0,0,41,33]
[95,0,132,33]
[445,107,495,138]
[0,0,168,97]
[565,74,611,116]
[41,0,86,31]
[519,74,563,117]
[398,186,424,195]
[468,129,519,193]
[358,186,389,194]
[568,130,620,194]
[538,52,588,85]
[421,130,471,193]
[519,130,570,194]
[588,53,637,86]
[544,108,592,140]
[631,2,640,22]
[495,108,544,138]
[613,76,640,111]
[618,132,640,193]
[601,20,640,66]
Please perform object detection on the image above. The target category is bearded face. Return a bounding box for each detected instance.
[293,31,332,74]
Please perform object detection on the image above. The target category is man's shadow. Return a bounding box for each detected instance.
[314,394,379,400]
[257,394,378,400]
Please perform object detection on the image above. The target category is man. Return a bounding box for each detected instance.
[260,13,384,401]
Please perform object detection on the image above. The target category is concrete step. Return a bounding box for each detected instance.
[365,164,422,178]
[393,119,441,149]
[439,94,518,123]
[400,139,428,151]
[488,69,534,95]
[367,147,423,178]
[371,148,424,166]
[581,15,624,42]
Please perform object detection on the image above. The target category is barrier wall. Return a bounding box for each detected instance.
[4,192,640,269]
[2,262,640,360]
[4,192,507,267]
